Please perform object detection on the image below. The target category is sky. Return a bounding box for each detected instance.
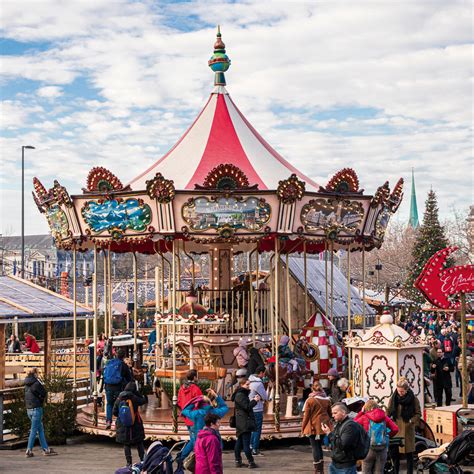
[1,0,472,236]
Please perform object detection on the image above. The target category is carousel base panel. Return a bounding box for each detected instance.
[76,396,303,441]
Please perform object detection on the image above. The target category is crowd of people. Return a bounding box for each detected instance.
[6,331,40,353]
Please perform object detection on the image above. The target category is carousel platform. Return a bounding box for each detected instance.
[76,395,303,441]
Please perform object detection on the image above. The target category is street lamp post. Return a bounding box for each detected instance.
[21,145,35,278]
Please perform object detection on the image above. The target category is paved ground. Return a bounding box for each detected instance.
[0,435,324,473]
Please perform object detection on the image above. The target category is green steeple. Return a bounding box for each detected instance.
[408,168,419,228]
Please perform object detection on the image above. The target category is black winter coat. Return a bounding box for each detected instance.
[24,375,46,409]
[329,416,360,468]
[231,387,257,437]
[112,388,148,445]
[247,348,265,376]
[431,356,454,389]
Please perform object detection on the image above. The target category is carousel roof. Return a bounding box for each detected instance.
[129,29,319,192]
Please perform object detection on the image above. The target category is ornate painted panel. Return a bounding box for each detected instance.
[46,205,70,241]
[301,198,364,234]
[82,198,152,235]
[364,354,395,407]
[353,352,362,397]
[182,196,271,232]
[399,353,422,398]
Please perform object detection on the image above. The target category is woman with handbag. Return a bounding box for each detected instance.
[301,381,332,474]
[231,379,260,469]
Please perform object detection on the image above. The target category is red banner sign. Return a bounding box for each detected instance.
[415,246,474,309]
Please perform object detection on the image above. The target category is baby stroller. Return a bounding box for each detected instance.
[115,440,186,474]
[417,430,474,473]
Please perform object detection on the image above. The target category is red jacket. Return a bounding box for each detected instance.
[354,408,399,438]
[177,382,202,426]
[194,427,223,474]
[25,335,40,354]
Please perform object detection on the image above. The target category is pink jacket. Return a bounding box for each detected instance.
[194,427,223,474]
[354,408,399,438]
[233,345,249,368]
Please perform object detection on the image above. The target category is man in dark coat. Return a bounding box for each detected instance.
[24,368,57,457]
[112,381,147,467]
[231,379,260,469]
[431,347,454,406]
[322,402,360,473]
[247,343,266,376]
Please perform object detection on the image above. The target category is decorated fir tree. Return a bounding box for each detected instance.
[405,189,449,302]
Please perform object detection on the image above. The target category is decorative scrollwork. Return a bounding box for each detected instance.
[86,167,123,192]
[33,177,48,200]
[146,172,175,203]
[202,163,250,190]
[371,181,390,208]
[277,174,305,204]
[325,168,360,193]
[388,177,404,212]
[51,180,73,207]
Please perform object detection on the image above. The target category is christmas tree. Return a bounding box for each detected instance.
[404,189,449,302]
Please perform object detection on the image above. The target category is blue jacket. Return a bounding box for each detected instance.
[181,395,229,440]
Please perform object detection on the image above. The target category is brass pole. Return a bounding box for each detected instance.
[330,241,334,322]
[133,253,138,352]
[256,247,260,333]
[172,240,178,432]
[72,245,77,389]
[347,246,352,383]
[269,255,275,356]
[108,249,112,336]
[362,247,366,330]
[85,284,89,339]
[286,252,292,343]
[103,251,107,337]
[274,238,280,431]
[249,247,257,343]
[93,246,98,426]
[303,241,308,319]
[126,283,130,331]
[460,293,468,408]
[155,265,159,370]
[325,241,329,317]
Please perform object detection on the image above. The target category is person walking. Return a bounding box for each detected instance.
[301,381,332,474]
[321,402,363,474]
[194,413,224,474]
[24,368,57,457]
[354,399,399,474]
[387,378,421,474]
[431,347,454,406]
[248,368,268,456]
[232,378,259,469]
[104,348,132,430]
[112,381,147,467]
[177,369,203,435]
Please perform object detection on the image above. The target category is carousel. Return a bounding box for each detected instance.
[32,28,404,440]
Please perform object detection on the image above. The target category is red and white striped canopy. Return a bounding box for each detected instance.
[129,87,319,191]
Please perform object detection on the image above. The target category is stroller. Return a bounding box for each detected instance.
[417,430,474,473]
[115,440,186,474]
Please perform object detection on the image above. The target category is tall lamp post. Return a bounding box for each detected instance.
[21,145,35,278]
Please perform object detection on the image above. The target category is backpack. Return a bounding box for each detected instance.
[351,421,370,460]
[368,419,388,451]
[443,338,453,353]
[104,358,123,385]
[118,399,135,427]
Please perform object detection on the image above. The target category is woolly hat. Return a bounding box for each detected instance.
[236,368,248,378]
[280,335,290,346]
[328,368,339,377]
[254,341,266,349]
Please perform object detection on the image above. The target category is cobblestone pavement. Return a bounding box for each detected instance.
[0,436,323,473]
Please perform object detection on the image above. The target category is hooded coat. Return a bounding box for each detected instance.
[112,383,147,445]
[24,375,46,409]
[354,408,399,439]
[233,342,249,368]
[231,387,257,437]
[248,374,268,412]
[194,427,223,474]
[247,348,265,376]
[301,393,332,436]
[177,381,203,426]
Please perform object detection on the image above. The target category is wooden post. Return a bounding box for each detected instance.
[43,321,53,378]
[460,293,468,408]
[0,324,5,390]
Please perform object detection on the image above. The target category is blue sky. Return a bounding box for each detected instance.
[0,0,472,236]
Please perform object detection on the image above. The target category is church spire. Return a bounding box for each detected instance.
[408,168,419,228]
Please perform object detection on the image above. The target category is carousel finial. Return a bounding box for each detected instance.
[208,25,231,86]
[380,306,393,325]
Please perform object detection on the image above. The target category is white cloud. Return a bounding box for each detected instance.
[37,86,63,98]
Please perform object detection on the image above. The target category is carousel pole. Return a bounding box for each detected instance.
[85,284,89,339]
[285,252,292,344]
[93,245,98,426]
[72,244,77,390]
[255,245,261,334]
[249,247,257,343]
[362,246,366,331]
[460,292,468,408]
[269,255,275,356]
[347,246,352,383]
[274,238,280,432]
[133,253,138,353]
[172,240,178,433]
[325,241,329,317]
[330,241,334,322]
[155,265,159,370]
[303,240,308,319]
[108,248,112,335]
[103,250,108,337]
